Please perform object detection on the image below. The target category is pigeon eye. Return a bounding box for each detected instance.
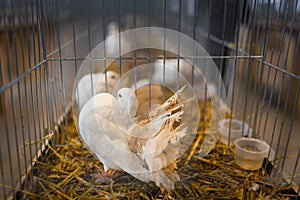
[118,94,122,98]
[111,75,115,79]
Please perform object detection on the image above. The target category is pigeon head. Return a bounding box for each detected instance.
[107,21,119,36]
[106,71,119,81]
[104,71,120,86]
[117,88,138,118]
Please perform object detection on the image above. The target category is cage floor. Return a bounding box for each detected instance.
[17,102,297,200]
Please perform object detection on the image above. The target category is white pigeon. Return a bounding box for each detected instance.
[153,58,217,100]
[79,88,138,171]
[105,22,119,57]
[76,71,120,109]
[105,21,131,58]
[78,86,195,190]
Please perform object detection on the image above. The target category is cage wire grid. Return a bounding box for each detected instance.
[0,0,300,198]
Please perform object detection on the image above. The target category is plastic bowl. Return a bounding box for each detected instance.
[234,137,270,170]
[218,119,252,146]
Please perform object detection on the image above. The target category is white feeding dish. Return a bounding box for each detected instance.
[219,119,252,146]
[234,137,270,170]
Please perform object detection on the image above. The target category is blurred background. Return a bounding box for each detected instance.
[0,0,300,197]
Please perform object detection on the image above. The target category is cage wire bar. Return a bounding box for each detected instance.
[0,0,300,198]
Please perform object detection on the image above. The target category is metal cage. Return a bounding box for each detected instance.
[0,0,300,198]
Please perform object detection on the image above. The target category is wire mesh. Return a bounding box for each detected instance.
[0,0,300,198]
